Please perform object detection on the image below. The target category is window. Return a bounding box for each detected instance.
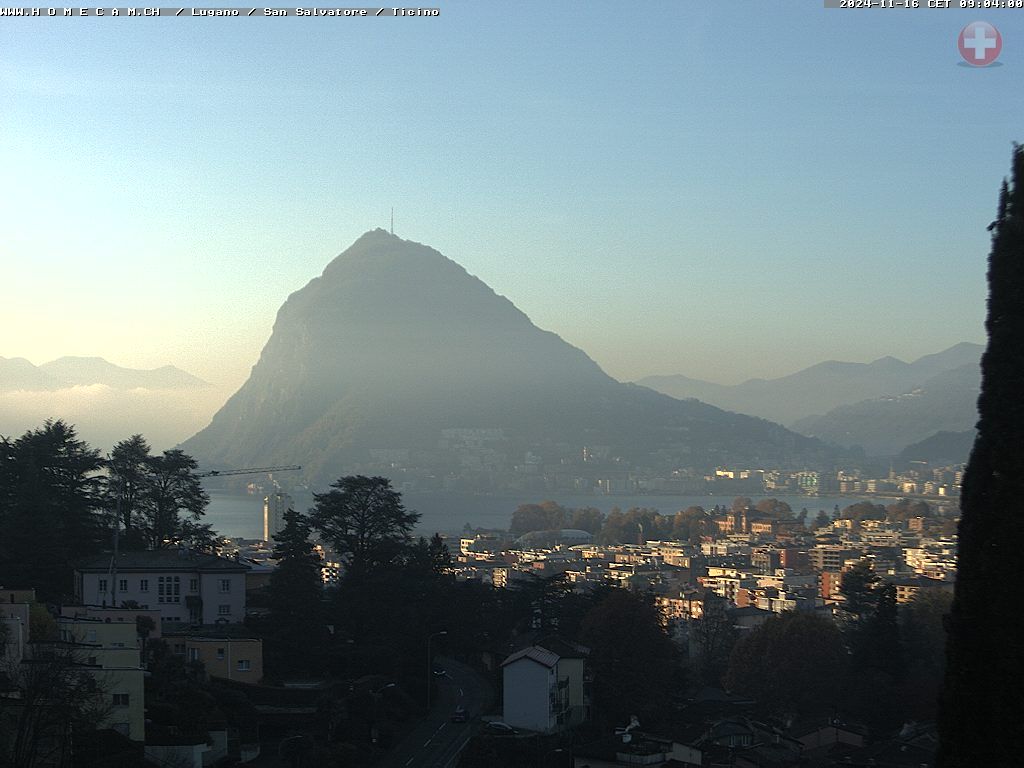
[218,605,231,616]
[140,579,149,592]
[237,659,251,671]
[118,579,128,592]
[189,578,198,592]
[98,579,108,593]
[173,643,185,655]
[158,576,181,603]
[216,647,225,660]
[219,578,231,593]
[112,693,130,707]
[188,648,199,662]
[86,629,97,643]
[87,656,97,666]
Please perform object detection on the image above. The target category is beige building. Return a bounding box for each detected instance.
[57,617,145,741]
[165,631,263,684]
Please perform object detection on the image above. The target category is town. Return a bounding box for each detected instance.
[1,424,960,766]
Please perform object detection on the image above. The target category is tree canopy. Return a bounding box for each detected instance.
[725,611,846,717]
[0,420,106,601]
[310,475,420,582]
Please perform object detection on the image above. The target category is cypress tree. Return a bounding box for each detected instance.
[265,507,327,675]
[937,146,1024,766]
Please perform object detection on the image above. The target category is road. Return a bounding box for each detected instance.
[376,656,494,768]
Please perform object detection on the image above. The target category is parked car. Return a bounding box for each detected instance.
[451,706,467,723]
[484,721,517,735]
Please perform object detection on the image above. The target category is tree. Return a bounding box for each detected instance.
[265,508,326,675]
[427,532,453,576]
[690,591,737,686]
[725,611,846,718]
[269,508,324,623]
[580,589,679,730]
[813,510,830,529]
[0,644,114,768]
[938,146,1024,767]
[310,476,420,582]
[754,498,793,518]
[731,496,753,513]
[901,589,953,723]
[570,506,605,534]
[845,582,904,736]
[509,501,568,535]
[141,449,213,550]
[885,498,932,524]
[105,434,152,536]
[0,421,106,601]
[671,506,709,543]
[839,501,886,522]
[509,571,571,635]
[838,559,880,620]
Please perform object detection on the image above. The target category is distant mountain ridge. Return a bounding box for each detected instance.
[637,342,982,427]
[182,229,834,483]
[0,356,208,392]
[793,363,980,456]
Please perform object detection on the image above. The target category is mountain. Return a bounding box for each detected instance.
[1,356,215,452]
[898,430,976,468]
[182,230,832,483]
[38,357,208,390]
[0,357,65,392]
[0,356,208,392]
[637,342,983,427]
[793,363,980,456]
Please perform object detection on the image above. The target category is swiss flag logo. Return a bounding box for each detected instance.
[958,21,1001,67]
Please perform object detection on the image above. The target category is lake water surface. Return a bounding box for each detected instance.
[206,489,883,541]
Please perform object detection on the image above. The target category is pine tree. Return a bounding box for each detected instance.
[310,475,420,582]
[268,508,324,624]
[0,420,105,601]
[266,508,326,675]
[937,146,1024,767]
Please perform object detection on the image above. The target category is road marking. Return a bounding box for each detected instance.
[405,760,414,766]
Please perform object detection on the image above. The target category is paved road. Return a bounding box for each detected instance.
[376,656,494,768]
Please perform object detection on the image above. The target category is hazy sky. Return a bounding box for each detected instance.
[2,2,1020,393]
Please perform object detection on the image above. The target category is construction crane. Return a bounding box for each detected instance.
[196,465,301,478]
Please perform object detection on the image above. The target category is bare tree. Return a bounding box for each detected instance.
[0,644,114,768]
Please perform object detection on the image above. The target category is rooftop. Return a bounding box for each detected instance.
[77,550,250,573]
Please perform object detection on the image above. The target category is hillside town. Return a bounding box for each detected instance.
[2,471,958,768]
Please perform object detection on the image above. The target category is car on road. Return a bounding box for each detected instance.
[451,706,467,723]
[483,721,517,735]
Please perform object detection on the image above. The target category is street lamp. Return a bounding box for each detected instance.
[426,630,447,710]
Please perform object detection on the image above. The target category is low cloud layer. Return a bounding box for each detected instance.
[0,384,228,454]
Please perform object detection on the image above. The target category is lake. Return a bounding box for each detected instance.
[205,489,882,541]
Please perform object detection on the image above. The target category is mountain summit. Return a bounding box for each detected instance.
[182,231,829,482]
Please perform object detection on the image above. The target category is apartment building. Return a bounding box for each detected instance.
[74,550,249,625]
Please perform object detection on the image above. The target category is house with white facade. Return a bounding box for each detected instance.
[74,550,249,626]
[502,642,588,734]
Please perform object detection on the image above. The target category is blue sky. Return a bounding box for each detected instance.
[1,1,1020,392]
